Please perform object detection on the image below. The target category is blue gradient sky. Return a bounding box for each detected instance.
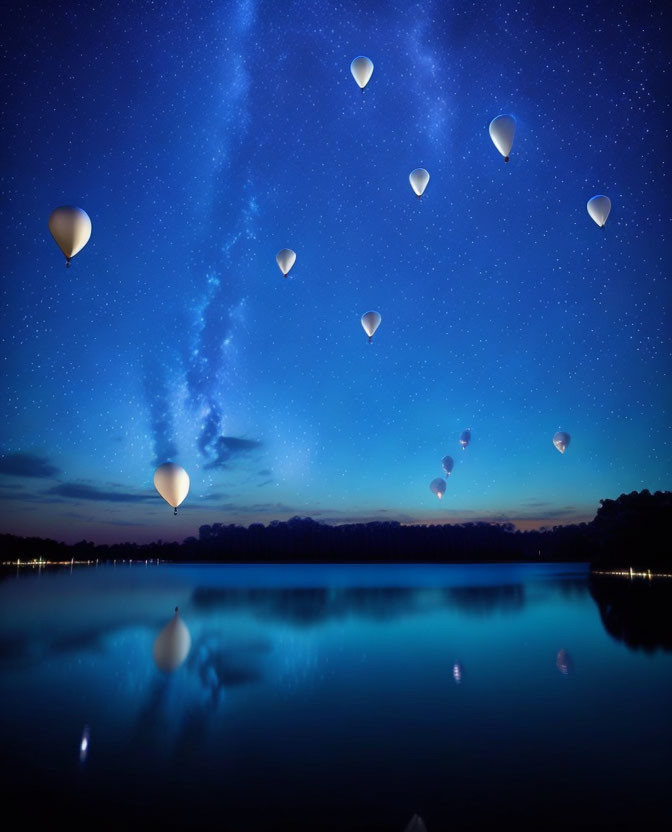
[1,0,670,543]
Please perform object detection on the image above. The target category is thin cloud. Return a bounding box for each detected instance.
[47,483,155,503]
[204,436,263,470]
[0,453,60,479]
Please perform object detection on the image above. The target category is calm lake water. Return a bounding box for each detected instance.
[1,563,670,830]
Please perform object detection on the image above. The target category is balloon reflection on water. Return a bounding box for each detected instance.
[556,648,573,675]
[153,607,192,672]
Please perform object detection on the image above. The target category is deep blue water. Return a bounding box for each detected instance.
[1,563,671,830]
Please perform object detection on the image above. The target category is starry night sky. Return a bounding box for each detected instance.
[1,0,670,543]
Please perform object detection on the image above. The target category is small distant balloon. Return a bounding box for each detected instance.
[361,310,381,343]
[442,455,454,476]
[587,195,611,228]
[459,429,471,450]
[154,607,191,672]
[489,114,516,162]
[154,462,190,515]
[553,431,571,454]
[556,648,573,675]
[409,168,430,198]
[430,478,446,500]
[350,56,374,90]
[276,248,296,278]
[48,206,91,267]
[452,661,463,684]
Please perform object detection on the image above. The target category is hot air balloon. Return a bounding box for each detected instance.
[442,455,454,476]
[409,168,430,198]
[430,478,446,500]
[587,195,611,228]
[276,248,296,278]
[556,648,573,676]
[48,206,91,267]
[153,462,190,515]
[361,311,381,343]
[404,815,428,832]
[153,607,191,672]
[350,56,374,90]
[489,114,516,162]
[553,431,571,454]
[459,429,471,450]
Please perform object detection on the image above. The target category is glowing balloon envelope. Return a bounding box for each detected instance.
[276,248,296,278]
[154,462,190,514]
[361,310,381,343]
[553,431,571,454]
[459,429,471,450]
[430,477,447,500]
[48,206,91,267]
[153,607,191,672]
[409,168,430,198]
[442,455,454,476]
[587,195,611,228]
[350,56,374,89]
[489,114,516,162]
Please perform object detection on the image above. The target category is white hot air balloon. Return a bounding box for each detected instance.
[154,462,190,515]
[48,206,92,267]
[153,607,191,672]
[361,310,381,343]
[489,114,516,162]
[459,429,471,450]
[442,455,454,476]
[587,195,611,229]
[350,56,374,90]
[553,431,571,454]
[430,477,447,500]
[409,168,430,198]
[276,248,296,278]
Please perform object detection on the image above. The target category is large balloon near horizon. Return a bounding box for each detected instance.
[442,455,454,476]
[409,168,430,198]
[459,429,471,449]
[430,477,447,500]
[350,56,374,89]
[276,248,296,277]
[48,206,91,267]
[587,195,611,228]
[361,310,381,343]
[153,607,191,672]
[553,431,571,454]
[489,114,516,162]
[153,463,190,514]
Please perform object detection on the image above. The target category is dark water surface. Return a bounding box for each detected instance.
[1,563,670,830]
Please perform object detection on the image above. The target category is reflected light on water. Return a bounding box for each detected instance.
[2,563,671,831]
[79,724,90,763]
[404,815,428,832]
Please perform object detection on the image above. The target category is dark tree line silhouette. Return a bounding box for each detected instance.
[1,489,669,569]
